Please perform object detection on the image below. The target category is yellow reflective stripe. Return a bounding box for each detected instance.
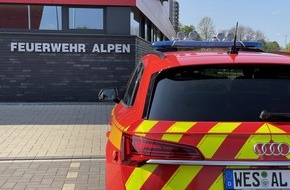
[268,124,289,158]
[258,123,273,133]
[109,116,128,148]
[162,122,195,142]
[267,123,287,133]
[125,164,157,190]
[135,120,158,137]
[235,135,268,159]
[109,124,123,149]
[208,122,241,133]
[111,115,125,130]
[271,135,290,159]
[197,123,240,158]
[235,124,271,159]
[271,135,289,142]
[210,166,252,189]
[209,173,223,190]
[162,166,202,190]
[236,124,290,159]
[208,166,251,189]
[124,125,130,131]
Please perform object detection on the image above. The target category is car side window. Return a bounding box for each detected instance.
[122,62,144,106]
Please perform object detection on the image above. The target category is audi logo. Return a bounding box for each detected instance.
[254,142,290,156]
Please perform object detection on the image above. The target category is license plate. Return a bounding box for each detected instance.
[224,169,290,189]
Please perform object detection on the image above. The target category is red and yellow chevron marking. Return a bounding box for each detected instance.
[129,120,159,136]
[120,121,290,190]
[125,164,158,189]
[161,122,196,142]
[197,122,241,158]
[161,165,203,190]
[236,123,289,159]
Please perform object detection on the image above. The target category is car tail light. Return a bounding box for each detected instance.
[122,135,204,166]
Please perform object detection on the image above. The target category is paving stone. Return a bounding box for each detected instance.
[0,103,112,190]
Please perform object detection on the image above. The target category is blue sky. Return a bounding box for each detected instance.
[177,0,289,47]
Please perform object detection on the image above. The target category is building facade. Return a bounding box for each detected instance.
[0,0,177,101]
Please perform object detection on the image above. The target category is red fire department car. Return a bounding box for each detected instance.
[99,37,290,189]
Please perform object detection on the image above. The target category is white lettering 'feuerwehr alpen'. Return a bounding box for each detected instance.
[92,44,130,53]
[10,42,86,53]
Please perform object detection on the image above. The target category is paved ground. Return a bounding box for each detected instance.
[0,159,105,190]
[0,103,114,190]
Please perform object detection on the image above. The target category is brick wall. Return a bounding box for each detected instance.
[0,33,143,102]
[135,37,153,63]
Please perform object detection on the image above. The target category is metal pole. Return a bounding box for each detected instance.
[27,5,31,29]
[73,8,76,29]
[56,6,59,30]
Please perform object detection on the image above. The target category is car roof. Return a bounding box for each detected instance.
[166,51,290,65]
[142,50,290,73]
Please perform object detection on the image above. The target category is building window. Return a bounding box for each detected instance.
[130,12,140,36]
[144,21,148,41]
[0,4,61,30]
[153,27,157,41]
[146,21,153,42]
[39,6,62,30]
[0,4,27,29]
[140,17,145,39]
[69,7,103,29]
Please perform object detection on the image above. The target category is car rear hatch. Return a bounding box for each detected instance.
[122,64,290,189]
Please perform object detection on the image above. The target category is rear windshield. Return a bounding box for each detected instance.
[147,65,290,121]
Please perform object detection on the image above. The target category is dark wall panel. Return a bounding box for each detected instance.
[107,7,131,35]
[0,33,140,102]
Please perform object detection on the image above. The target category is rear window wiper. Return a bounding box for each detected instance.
[259,110,290,121]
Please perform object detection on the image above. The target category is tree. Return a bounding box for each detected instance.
[226,25,266,42]
[254,30,266,42]
[237,26,247,41]
[263,41,281,52]
[284,42,290,52]
[179,25,195,35]
[244,27,255,41]
[178,24,202,40]
[197,17,216,41]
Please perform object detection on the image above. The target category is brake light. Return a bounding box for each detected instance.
[122,135,203,166]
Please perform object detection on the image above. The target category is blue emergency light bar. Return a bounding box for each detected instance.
[151,40,263,49]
